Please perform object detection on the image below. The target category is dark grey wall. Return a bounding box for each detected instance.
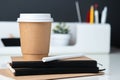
[0,0,77,21]
[0,0,119,47]
[107,0,120,47]
[0,0,108,22]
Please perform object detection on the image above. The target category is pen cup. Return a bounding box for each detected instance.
[17,13,53,61]
[76,23,111,53]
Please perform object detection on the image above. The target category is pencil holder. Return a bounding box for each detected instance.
[76,23,111,53]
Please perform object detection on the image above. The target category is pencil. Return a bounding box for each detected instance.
[90,6,94,24]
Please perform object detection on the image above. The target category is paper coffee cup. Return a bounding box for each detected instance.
[17,13,53,61]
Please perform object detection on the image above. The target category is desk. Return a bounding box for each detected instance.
[0,53,120,80]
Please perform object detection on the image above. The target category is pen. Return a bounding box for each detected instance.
[42,53,85,62]
[95,10,99,23]
[90,5,94,24]
[101,6,107,24]
[86,10,90,22]
[94,3,99,23]
[75,0,82,22]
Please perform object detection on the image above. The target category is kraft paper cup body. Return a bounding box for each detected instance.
[17,13,53,61]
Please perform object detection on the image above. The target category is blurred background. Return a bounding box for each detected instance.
[0,0,119,49]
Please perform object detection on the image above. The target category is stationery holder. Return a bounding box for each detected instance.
[75,23,111,53]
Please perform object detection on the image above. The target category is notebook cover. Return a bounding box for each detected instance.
[11,60,97,68]
[8,63,99,76]
[13,68,99,76]
[11,56,93,61]
[0,69,104,80]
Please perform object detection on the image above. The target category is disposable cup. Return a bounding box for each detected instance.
[17,13,53,61]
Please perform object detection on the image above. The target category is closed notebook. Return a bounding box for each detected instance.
[11,56,97,68]
[11,60,97,68]
[7,63,99,76]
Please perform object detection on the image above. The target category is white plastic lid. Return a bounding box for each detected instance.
[17,13,53,22]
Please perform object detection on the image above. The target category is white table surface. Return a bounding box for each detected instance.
[58,53,120,80]
[0,53,120,80]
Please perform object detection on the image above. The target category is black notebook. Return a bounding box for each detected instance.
[11,60,97,68]
[7,63,99,76]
